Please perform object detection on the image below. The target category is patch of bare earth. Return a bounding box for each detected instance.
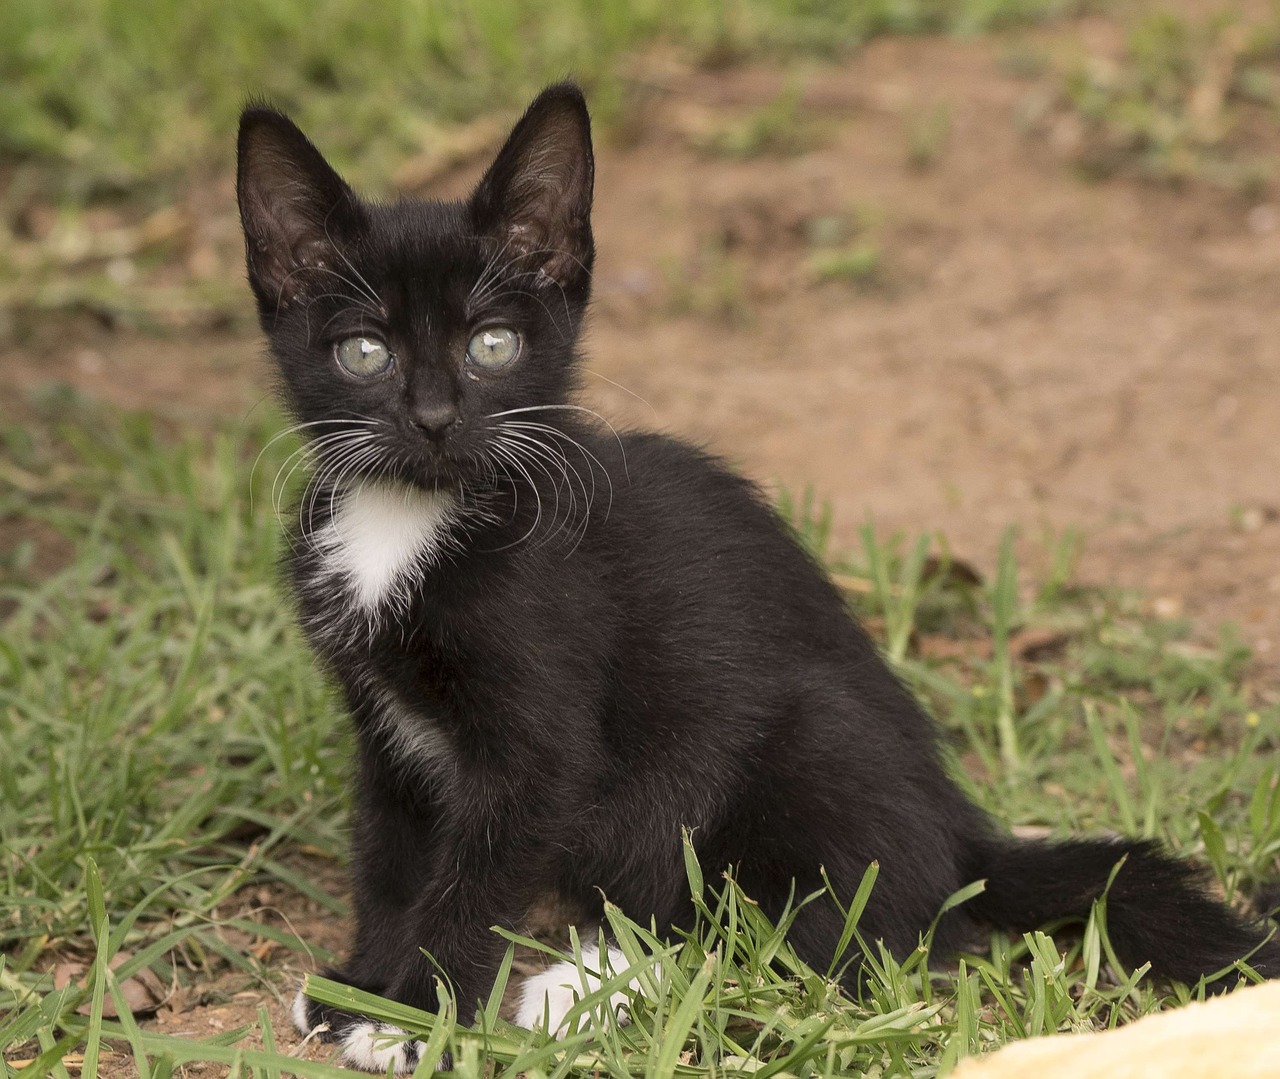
[7,17,1280,1070]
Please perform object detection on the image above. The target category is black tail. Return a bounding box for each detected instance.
[964,836,1279,986]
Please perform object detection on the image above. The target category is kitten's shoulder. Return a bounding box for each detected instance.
[601,429,786,548]
[613,430,764,503]
[615,430,747,482]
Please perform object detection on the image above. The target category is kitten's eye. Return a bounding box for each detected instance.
[465,327,521,371]
[335,336,394,378]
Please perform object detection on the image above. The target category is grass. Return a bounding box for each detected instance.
[1029,6,1280,191]
[695,81,815,159]
[0,0,1091,198]
[660,237,752,326]
[3,4,1277,1073]
[805,207,885,287]
[809,242,884,286]
[1,396,1277,1077]
[904,103,954,171]
[0,399,354,1076]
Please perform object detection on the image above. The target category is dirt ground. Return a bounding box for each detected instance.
[6,15,1280,1069]
[8,21,1279,693]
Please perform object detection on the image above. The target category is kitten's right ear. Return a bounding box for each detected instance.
[236,106,365,315]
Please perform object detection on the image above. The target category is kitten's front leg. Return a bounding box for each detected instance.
[386,827,547,1021]
[308,788,553,1073]
[293,749,439,1055]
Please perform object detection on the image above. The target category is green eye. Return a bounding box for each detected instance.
[466,327,521,370]
[335,336,394,378]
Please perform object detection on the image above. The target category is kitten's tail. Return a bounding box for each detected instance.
[962,835,1279,985]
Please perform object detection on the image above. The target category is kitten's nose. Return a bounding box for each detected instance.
[411,401,460,441]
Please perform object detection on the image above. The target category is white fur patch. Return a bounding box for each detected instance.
[340,1020,428,1074]
[372,687,457,782]
[515,942,639,1037]
[291,987,314,1037]
[314,483,455,612]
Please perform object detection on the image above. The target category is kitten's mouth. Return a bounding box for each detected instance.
[407,447,505,495]
[398,460,471,492]
[313,444,472,496]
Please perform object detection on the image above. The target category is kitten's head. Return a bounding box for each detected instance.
[236,84,595,494]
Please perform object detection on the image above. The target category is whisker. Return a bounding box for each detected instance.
[252,418,360,510]
[496,420,614,526]
[482,404,627,478]
[498,427,597,554]
[486,443,544,551]
[289,430,380,533]
[467,235,520,312]
[314,300,384,343]
[584,368,658,419]
[273,429,377,521]
[304,440,385,539]
[322,207,383,312]
[491,433,573,547]
[471,287,562,332]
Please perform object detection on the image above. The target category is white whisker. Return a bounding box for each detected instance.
[584,368,657,418]
[482,405,627,478]
[491,432,576,549]
[492,428,593,550]
[495,420,614,528]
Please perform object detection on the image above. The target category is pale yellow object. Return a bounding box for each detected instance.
[952,981,1280,1079]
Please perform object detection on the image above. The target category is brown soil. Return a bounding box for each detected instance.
[7,13,1280,1069]
[8,24,1278,690]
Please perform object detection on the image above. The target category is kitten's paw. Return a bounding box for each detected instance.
[290,971,360,1042]
[291,966,389,1041]
[336,1020,428,1074]
[292,988,429,1073]
[515,942,639,1038]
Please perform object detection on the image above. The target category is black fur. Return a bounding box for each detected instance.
[237,84,1278,1033]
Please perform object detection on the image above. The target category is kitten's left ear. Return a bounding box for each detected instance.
[469,83,595,289]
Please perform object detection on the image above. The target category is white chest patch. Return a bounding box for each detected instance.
[313,483,456,612]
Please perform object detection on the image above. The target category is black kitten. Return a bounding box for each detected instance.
[237,84,1277,1071]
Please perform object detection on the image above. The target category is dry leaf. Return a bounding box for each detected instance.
[829,571,874,594]
[921,555,983,588]
[1008,628,1070,663]
[54,951,169,1018]
[916,635,992,662]
[953,981,1280,1079]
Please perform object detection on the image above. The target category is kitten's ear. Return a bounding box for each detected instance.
[236,106,366,314]
[469,83,594,288]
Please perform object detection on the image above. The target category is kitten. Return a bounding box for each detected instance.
[237,84,1278,1072]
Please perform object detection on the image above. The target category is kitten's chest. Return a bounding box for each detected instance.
[296,483,457,635]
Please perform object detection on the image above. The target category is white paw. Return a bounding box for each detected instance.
[338,1020,428,1074]
[292,988,428,1073]
[515,942,639,1037]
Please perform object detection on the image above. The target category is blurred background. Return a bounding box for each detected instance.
[3,1,1280,1064]
[4,0,1278,668]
